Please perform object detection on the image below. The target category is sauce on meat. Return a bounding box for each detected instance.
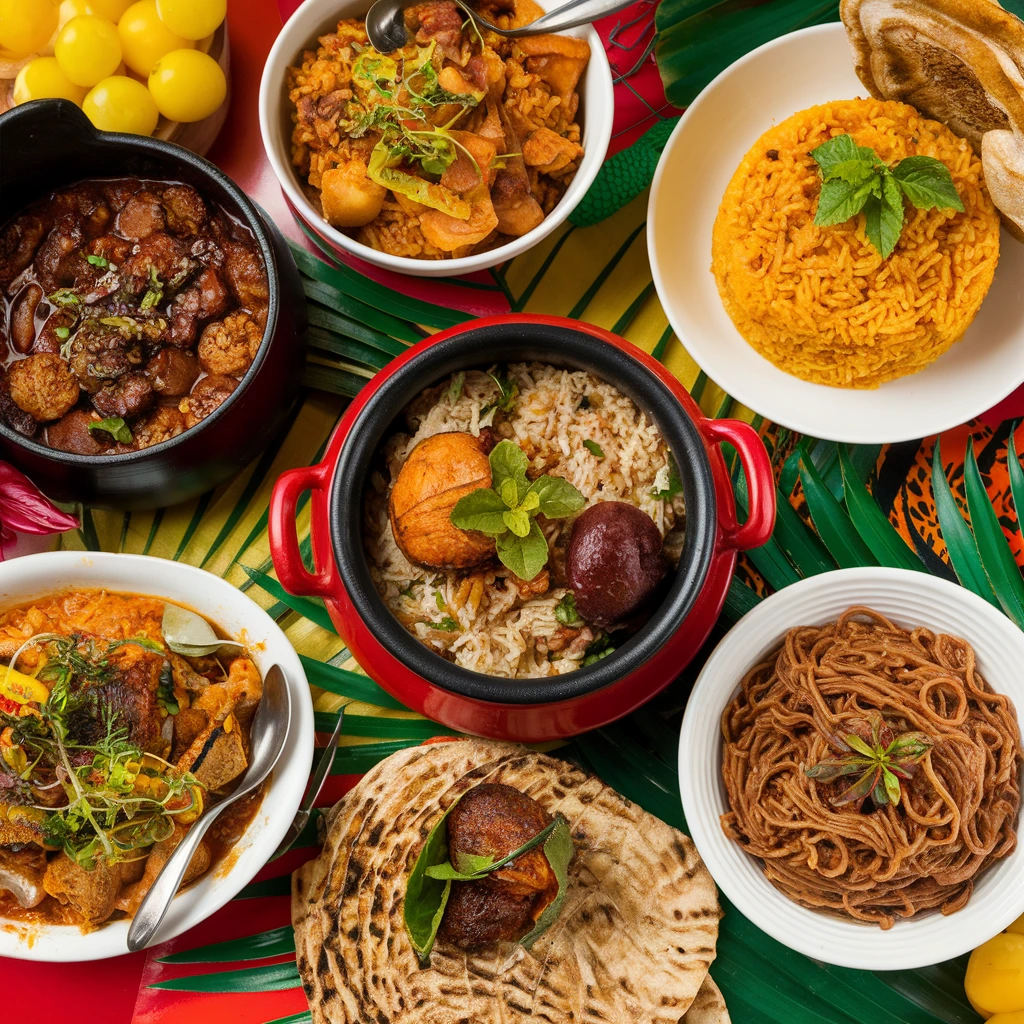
[0,590,265,930]
[0,178,270,454]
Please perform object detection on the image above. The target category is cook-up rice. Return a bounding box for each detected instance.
[364,363,686,678]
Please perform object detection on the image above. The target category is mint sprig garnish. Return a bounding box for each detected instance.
[810,134,964,259]
[450,440,585,581]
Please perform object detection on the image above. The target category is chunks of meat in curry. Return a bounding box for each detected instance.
[0,591,266,930]
[286,0,589,260]
[438,783,564,950]
[0,178,269,453]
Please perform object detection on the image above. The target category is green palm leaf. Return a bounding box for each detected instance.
[243,566,338,634]
[314,710,453,740]
[723,577,762,620]
[332,739,421,773]
[148,961,301,993]
[300,656,408,710]
[159,926,296,964]
[771,491,837,576]
[265,1013,313,1024]
[931,439,999,608]
[838,446,926,572]
[799,456,879,568]
[234,875,291,900]
[962,439,1024,628]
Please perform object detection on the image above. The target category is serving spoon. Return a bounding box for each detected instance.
[366,0,636,52]
[161,603,245,659]
[126,664,292,953]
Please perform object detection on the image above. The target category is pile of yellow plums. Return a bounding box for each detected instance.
[966,915,1024,1021]
[2,0,228,135]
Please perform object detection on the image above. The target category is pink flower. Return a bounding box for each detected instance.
[0,462,79,560]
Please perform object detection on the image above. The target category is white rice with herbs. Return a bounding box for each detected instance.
[364,362,686,678]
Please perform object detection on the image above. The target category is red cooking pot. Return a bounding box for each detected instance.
[270,315,774,741]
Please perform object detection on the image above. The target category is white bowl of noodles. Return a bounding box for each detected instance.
[678,567,1024,970]
[258,0,613,277]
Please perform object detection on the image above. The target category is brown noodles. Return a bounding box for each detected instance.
[720,607,1021,928]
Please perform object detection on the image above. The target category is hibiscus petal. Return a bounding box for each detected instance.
[0,463,79,536]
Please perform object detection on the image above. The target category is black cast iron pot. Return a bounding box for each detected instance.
[0,100,306,510]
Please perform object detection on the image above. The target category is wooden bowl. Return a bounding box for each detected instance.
[0,22,229,156]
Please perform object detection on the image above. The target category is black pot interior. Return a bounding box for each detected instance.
[0,99,282,468]
[330,321,718,705]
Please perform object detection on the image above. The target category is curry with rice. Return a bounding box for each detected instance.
[0,590,265,930]
[287,0,590,259]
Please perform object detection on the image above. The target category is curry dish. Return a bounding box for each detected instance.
[0,590,264,929]
[286,0,590,259]
[0,177,269,454]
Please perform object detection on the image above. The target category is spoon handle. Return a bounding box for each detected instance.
[503,0,638,35]
[126,811,218,952]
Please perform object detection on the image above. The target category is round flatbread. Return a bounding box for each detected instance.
[841,0,1024,239]
[292,740,723,1024]
[684,976,731,1024]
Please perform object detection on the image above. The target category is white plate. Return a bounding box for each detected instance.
[0,552,314,961]
[678,567,1024,970]
[648,23,1024,444]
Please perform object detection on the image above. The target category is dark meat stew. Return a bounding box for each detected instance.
[0,591,265,930]
[0,179,270,455]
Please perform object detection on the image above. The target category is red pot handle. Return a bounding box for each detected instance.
[269,463,336,599]
[703,419,776,551]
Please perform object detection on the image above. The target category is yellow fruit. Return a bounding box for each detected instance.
[0,0,59,56]
[58,0,94,29]
[13,55,87,104]
[117,0,190,76]
[148,47,224,122]
[88,0,133,18]
[0,666,49,706]
[989,1014,1024,1024]
[55,15,121,87]
[966,934,1024,1016]
[82,74,158,134]
[155,0,224,41]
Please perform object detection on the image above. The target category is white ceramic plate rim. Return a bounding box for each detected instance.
[648,23,1024,444]
[0,552,313,962]
[678,567,1024,970]
[258,0,614,278]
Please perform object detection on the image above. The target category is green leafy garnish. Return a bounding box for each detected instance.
[430,616,460,632]
[652,458,683,500]
[583,439,605,460]
[400,580,422,598]
[450,440,585,581]
[367,143,470,218]
[446,371,465,404]
[86,254,110,269]
[48,289,80,307]
[554,593,582,626]
[88,417,133,444]
[404,795,574,965]
[805,710,932,809]
[583,634,615,666]
[435,591,447,611]
[54,326,70,341]
[479,373,518,425]
[810,134,964,258]
[140,266,164,311]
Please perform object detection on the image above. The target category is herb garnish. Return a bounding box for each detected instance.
[651,458,682,500]
[805,710,932,809]
[555,593,582,626]
[140,266,164,311]
[450,440,585,581]
[811,134,964,258]
[478,372,518,426]
[88,416,133,444]
[446,371,465,404]
[583,634,615,666]
[583,439,605,460]
[86,254,110,269]
[48,289,80,307]
[404,796,574,965]
[430,616,460,632]
[54,326,70,341]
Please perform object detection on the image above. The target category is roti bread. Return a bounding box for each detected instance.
[292,740,723,1024]
[685,976,732,1024]
[841,0,1024,239]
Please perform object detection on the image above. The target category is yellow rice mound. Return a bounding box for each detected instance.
[711,99,1001,389]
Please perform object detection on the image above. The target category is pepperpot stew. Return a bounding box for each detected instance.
[0,178,269,455]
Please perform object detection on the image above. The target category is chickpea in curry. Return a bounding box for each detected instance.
[0,178,270,455]
[0,591,264,929]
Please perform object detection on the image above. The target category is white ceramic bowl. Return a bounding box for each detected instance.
[0,552,313,962]
[259,0,613,277]
[678,567,1024,970]
[648,23,1024,445]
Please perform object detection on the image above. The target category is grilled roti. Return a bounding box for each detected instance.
[292,740,723,1024]
[685,977,732,1024]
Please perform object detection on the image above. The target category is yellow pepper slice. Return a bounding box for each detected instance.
[0,665,49,706]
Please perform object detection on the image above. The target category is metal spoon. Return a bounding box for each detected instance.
[366,0,637,52]
[161,603,245,659]
[126,664,292,953]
